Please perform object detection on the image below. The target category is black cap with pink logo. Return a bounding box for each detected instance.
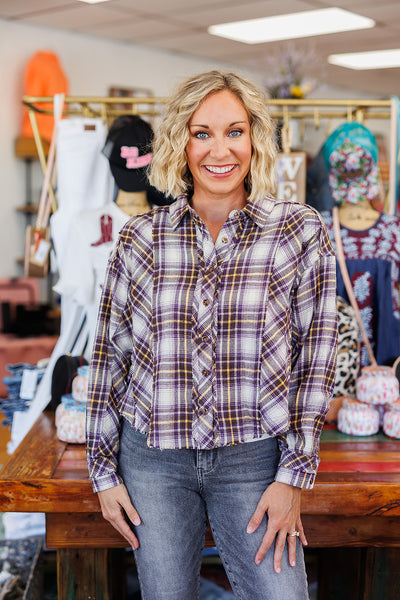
[102,114,172,205]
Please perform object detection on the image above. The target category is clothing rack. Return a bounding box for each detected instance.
[22,94,399,214]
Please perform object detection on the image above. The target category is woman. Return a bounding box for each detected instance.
[86,70,337,599]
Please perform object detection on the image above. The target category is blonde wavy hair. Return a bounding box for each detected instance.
[148,70,277,201]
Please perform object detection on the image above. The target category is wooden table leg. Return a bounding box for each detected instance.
[57,548,126,600]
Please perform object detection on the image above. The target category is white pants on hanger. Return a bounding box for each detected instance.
[51,117,113,271]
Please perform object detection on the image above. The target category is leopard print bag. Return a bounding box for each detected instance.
[334,296,360,398]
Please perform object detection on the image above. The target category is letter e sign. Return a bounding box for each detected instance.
[276,152,306,203]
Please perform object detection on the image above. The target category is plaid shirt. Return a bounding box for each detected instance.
[86,195,337,493]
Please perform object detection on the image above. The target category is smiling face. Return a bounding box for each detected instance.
[186,89,252,205]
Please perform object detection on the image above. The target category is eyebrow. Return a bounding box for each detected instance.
[189,120,248,128]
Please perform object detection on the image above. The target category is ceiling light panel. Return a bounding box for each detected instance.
[77,0,112,4]
[208,8,375,44]
[329,48,400,70]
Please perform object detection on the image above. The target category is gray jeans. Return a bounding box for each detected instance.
[118,421,309,600]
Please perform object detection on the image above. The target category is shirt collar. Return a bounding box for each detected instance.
[169,194,275,230]
[243,195,275,228]
[169,195,191,230]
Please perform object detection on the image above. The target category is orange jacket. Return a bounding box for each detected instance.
[21,51,69,142]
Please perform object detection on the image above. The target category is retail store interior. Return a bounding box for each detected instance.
[0,0,400,598]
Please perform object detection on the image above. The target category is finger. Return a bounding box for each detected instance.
[287,534,297,567]
[108,513,140,550]
[122,501,141,527]
[254,528,275,566]
[115,486,142,527]
[247,503,267,534]
[273,530,287,574]
[254,514,281,566]
[297,520,307,547]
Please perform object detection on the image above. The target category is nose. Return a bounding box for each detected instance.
[209,135,230,160]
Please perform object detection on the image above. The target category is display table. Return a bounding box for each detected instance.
[0,413,399,599]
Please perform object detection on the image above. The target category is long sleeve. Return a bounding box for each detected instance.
[275,222,338,489]
[86,238,133,492]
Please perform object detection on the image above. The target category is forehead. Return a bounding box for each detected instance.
[189,90,249,124]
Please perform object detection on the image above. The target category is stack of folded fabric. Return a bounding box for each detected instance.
[0,362,47,427]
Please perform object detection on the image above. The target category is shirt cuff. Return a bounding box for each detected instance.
[90,471,123,493]
[274,465,317,489]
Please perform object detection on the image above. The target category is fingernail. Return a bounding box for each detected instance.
[133,517,141,526]
[247,525,254,534]
[275,567,281,574]
[291,560,296,567]
[255,558,261,565]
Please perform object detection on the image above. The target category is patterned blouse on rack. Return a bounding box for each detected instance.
[322,211,400,367]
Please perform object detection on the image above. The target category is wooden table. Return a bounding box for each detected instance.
[0,413,400,599]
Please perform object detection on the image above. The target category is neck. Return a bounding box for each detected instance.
[338,199,380,230]
[190,190,247,243]
[115,190,150,216]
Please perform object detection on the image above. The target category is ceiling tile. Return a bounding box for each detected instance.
[351,3,400,30]
[110,0,225,13]
[89,17,188,41]
[315,0,398,7]
[145,30,247,55]
[324,63,400,96]
[0,0,71,19]
[169,0,319,27]
[18,4,136,30]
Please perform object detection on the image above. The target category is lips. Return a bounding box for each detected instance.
[203,165,237,174]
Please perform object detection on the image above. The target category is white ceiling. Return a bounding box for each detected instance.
[1,0,400,96]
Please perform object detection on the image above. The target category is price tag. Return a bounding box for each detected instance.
[20,370,39,400]
[33,239,51,265]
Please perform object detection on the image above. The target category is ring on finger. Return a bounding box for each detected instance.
[287,530,300,537]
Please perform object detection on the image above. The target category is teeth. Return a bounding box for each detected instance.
[205,165,235,174]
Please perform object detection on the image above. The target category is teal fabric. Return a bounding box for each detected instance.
[390,96,400,215]
[323,122,378,168]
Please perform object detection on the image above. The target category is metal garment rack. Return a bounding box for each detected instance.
[22,95,399,214]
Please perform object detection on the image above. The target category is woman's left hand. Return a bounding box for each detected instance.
[246,481,307,573]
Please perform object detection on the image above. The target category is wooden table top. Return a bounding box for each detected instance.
[1,413,400,548]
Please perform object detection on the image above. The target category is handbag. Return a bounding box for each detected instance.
[50,354,88,411]
[49,314,89,410]
[334,295,360,398]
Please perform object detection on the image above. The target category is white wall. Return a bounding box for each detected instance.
[0,18,262,279]
[0,18,382,280]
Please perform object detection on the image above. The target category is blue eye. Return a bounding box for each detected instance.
[228,129,243,137]
[194,131,209,139]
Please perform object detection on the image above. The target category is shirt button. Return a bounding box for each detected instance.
[221,237,229,244]
[203,299,210,306]
[202,369,209,377]
[199,408,207,416]
[235,211,241,219]
[202,334,209,343]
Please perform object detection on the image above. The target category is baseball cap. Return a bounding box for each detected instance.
[102,114,172,206]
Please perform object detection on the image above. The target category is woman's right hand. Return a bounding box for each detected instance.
[97,483,141,549]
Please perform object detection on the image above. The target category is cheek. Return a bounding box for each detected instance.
[186,141,200,168]
[242,141,252,168]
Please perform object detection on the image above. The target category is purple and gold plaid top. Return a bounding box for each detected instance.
[86,195,337,493]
